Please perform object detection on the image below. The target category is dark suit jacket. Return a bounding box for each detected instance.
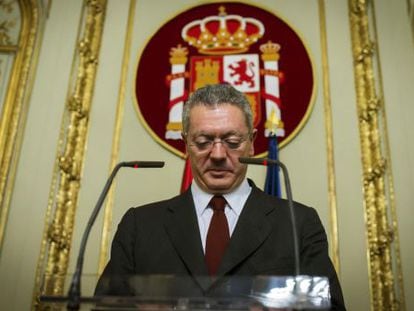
[95,181,345,310]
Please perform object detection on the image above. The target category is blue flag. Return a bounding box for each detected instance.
[264,134,281,197]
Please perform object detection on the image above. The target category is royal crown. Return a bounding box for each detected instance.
[260,40,281,61]
[169,44,188,64]
[181,6,264,55]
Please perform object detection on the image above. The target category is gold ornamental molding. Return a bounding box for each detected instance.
[0,0,41,251]
[33,0,107,307]
[348,0,405,310]
[318,0,341,275]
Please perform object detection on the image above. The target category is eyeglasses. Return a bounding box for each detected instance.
[187,134,250,153]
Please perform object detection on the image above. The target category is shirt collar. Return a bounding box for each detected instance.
[191,179,251,218]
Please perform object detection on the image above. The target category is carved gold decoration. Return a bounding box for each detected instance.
[33,0,107,307]
[0,20,16,46]
[0,0,39,251]
[318,0,340,274]
[348,0,405,310]
[98,0,137,274]
[0,0,18,47]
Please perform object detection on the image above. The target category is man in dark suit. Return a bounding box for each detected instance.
[95,83,346,310]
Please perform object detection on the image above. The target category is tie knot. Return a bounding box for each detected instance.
[209,195,226,211]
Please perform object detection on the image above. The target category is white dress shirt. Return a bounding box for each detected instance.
[191,179,252,253]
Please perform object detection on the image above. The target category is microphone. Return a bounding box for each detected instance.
[120,161,165,168]
[67,160,165,310]
[239,157,300,276]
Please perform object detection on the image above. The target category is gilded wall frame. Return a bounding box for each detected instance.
[0,0,42,251]
[348,0,405,309]
[33,0,108,307]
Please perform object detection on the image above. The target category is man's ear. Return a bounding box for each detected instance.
[181,132,188,151]
[251,129,258,142]
[249,129,258,156]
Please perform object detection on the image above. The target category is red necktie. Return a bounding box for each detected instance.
[205,195,230,275]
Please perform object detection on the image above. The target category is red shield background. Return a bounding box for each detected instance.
[135,2,315,157]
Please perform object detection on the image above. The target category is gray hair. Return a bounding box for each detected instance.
[182,83,253,134]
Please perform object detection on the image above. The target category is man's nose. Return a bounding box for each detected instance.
[210,141,227,159]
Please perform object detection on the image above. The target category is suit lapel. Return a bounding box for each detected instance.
[217,186,275,277]
[163,190,212,291]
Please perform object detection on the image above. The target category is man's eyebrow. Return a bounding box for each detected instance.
[192,130,241,138]
[191,132,214,138]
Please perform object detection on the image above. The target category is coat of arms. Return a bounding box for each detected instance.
[135,3,315,157]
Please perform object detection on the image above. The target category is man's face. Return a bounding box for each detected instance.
[184,104,256,194]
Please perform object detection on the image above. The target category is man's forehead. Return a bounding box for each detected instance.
[188,105,249,132]
[189,103,245,118]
